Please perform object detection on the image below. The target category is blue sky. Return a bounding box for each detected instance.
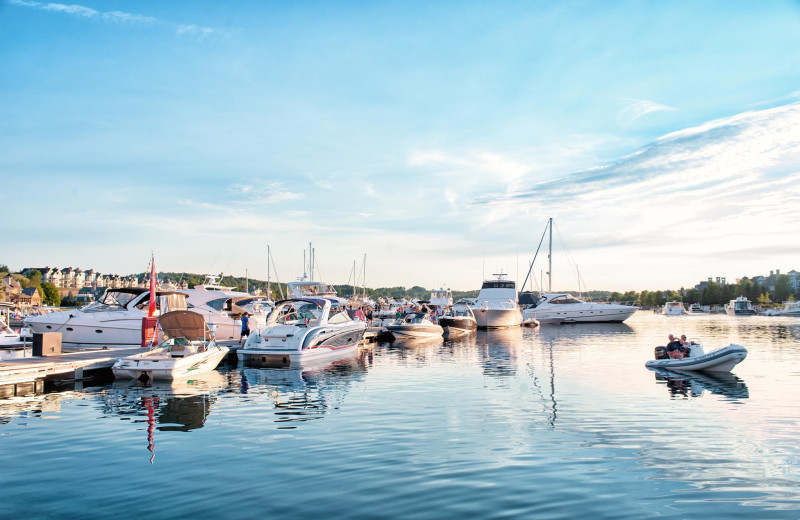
[2,0,800,291]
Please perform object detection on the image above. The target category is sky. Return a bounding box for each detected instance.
[2,0,800,292]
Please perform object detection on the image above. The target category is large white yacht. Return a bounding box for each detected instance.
[522,293,637,324]
[429,288,453,308]
[24,281,270,347]
[23,289,190,348]
[725,296,756,316]
[470,274,522,329]
[238,297,366,366]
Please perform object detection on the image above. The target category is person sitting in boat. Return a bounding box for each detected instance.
[666,334,685,359]
[679,334,692,355]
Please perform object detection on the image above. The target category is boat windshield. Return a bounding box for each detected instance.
[549,294,584,304]
[294,283,335,296]
[269,300,325,326]
[82,290,139,311]
[735,301,750,309]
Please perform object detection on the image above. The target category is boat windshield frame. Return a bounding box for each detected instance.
[267,298,332,326]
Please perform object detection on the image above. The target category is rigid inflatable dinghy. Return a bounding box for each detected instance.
[645,342,747,373]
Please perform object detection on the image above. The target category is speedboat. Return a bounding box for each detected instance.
[522,293,637,324]
[112,310,229,381]
[439,305,476,337]
[238,298,366,366]
[725,296,756,316]
[645,341,747,373]
[24,289,191,348]
[470,274,522,329]
[386,312,444,339]
[0,316,21,345]
[662,301,686,315]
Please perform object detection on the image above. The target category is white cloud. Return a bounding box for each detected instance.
[228,180,304,205]
[618,99,678,125]
[8,0,230,37]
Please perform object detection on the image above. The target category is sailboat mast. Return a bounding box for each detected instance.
[245,269,249,293]
[548,217,553,292]
[267,245,271,300]
[352,260,356,298]
[363,253,366,299]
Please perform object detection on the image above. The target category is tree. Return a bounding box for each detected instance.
[757,292,771,305]
[26,269,42,288]
[774,274,793,302]
[0,264,8,273]
[41,282,61,307]
[702,282,722,305]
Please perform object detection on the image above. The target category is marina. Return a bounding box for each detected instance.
[1,312,799,518]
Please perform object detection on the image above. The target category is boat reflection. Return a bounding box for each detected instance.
[239,356,367,428]
[476,328,522,378]
[650,368,749,400]
[106,372,229,463]
[537,322,634,342]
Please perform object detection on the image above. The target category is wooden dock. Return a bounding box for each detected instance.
[0,346,142,387]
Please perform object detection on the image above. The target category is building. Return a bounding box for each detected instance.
[13,287,42,307]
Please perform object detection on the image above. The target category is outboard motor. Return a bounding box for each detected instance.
[654,346,668,359]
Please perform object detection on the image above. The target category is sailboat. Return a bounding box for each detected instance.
[520,218,637,324]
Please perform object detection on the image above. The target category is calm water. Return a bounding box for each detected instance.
[2,313,799,519]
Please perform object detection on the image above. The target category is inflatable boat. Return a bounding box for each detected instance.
[645,342,747,373]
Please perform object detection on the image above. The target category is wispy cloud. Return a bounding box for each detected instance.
[229,180,304,205]
[8,0,227,36]
[617,99,678,125]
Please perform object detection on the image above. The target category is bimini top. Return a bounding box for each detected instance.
[158,310,209,341]
[272,297,331,308]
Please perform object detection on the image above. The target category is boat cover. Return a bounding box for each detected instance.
[158,311,209,341]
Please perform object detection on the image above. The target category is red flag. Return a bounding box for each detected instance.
[147,254,157,317]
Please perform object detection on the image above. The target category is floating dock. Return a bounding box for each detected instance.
[0,345,142,387]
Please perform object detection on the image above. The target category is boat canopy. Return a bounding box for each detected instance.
[158,310,209,341]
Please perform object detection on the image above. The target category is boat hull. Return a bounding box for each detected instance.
[112,346,229,380]
[386,324,444,338]
[523,306,636,324]
[645,344,747,373]
[439,317,476,337]
[473,308,522,329]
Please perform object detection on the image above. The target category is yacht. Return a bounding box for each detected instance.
[0,315,21,345]
[238,297,366,366]
[765,301,800,317]
[386,312,444,339]
[112,310,229,381]
[23,289,190,348]
[429,288,453,308]
[24,284,269,348]
[662,301,687,316]
[688,303,705,313]
[522,293,637,324]
[725,296,756,316]
[470,274,522,329]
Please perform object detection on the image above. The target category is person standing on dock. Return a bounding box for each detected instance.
[240,312,250,342]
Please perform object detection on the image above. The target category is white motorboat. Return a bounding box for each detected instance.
[645,342,747,373]
[662,301,686,316]
[112,311,229,381]
[386,312,444,339]
[522,293,638,324]
[764,301,800,317]
[0,316,21,345]
[439,305,477,337]
[24,289,190,348]
[238,298,366,366]
[687,303,705,313]
[725,296,756,316]
[429,288,453,309]
[470,274,522,329]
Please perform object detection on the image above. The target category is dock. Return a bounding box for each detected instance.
[0,345,142,388]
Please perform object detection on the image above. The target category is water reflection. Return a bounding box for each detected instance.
[536,321,634,342]
[650,368,749,400]
[239,355,367,429]
[476,328,521,378]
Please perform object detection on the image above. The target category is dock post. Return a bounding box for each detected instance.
[74,367,84,380]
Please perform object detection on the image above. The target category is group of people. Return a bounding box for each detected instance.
[665,334,692,359]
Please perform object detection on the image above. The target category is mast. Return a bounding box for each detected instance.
[245,269,249,293]
[548,217,553,293]
[267,245,271,300]
[303,250,307,280]
[352,260,356,298]
[363,253,366,299]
